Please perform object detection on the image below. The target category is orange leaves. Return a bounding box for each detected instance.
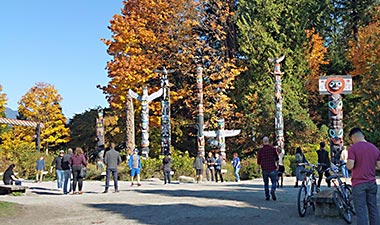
[348,10,380,77]
[304,28,329,92]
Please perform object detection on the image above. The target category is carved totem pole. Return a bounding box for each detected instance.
[268,56,285,154]
[96,109,105,149]
[126,95,135,155]
[154,67,175,155]
[196,66,205,155]
[204,119,241,159]
[319,76,352,163]
[129,86,163,158]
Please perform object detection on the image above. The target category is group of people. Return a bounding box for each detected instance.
[193,151,241,184]
[257,128,380,225]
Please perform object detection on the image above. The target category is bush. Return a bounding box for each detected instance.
[239,157,260,180]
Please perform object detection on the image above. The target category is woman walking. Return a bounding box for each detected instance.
[69,147,87,195]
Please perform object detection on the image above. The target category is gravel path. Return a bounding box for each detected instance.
[1,177,379,225]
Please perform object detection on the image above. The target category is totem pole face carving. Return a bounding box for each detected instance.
[329,128,344,145]
[326,77,345,94]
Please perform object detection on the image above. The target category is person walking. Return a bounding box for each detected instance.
[231,152,241,182]
[62,148,73,195]
[257,136,279,201]
[340,146,349,179]
[50,150,65,190]
[347,127,380,225]
[35,156,45,183]
[103,143,122,193]
[193,152,206,183]
[162,153,172,184]
[214,153,224,183]
[205,152,216,182]
[317,141,331,188]
[129,148,142,186]
[277,147,285,188]
[69,147,87,195]
[294,147,308,188]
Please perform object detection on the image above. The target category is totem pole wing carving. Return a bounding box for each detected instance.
[147,88,163,102]
[203,131,217,137]
[268,55,285,63]
[129,89,141,102]
[223,130,241,137]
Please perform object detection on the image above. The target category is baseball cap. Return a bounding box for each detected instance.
[349,127,362,137]
[60,150,65,154]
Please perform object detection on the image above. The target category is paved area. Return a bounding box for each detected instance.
[1,177,379,225]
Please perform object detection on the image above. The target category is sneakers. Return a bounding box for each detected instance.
[265,196,270,201]
[137,183,142,186]
[131,182,134,186]
[271,190,277,201]
[113,190,120,193]
[102,190,108,193]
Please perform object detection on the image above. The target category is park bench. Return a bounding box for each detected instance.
[311,188,339,217]
[0,185,28,195]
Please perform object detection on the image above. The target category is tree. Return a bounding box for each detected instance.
[235,0,321,154]
[347,8,380,145]
[18,82,69,151]
[0,85,6,117]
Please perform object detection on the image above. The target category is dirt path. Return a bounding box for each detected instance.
[1,177,379,225]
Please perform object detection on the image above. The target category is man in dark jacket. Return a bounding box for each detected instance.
[317,141,331,188]
[257,136,279,201]
[103,143,122,193]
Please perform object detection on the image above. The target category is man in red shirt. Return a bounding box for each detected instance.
[257,136,279,201]
[347,127,380,225]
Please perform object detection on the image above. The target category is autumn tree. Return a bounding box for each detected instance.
[16,82,70,151]
[347,8,380,145]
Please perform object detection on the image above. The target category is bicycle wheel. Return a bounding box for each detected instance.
[344,184,356,215]
[297,185,308,217]
[333,189,353,224]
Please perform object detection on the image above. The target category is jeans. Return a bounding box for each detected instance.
[63,169,72,194]
[72,166,83,192]
[234,168,240,182]
[56,170,65,189]
[206,167,215,181]
[262,170,277,198]
[352,182,380,225]
[341,165,349,178]
[105,168,118,191]
[163,170,171,184]
[215,169,223,182]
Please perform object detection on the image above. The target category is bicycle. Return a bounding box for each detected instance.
[326,163,356,224]
[297,163,319,217]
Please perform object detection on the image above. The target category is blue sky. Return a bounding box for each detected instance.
[0,1,123,119]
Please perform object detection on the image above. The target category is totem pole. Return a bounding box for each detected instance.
[319,75,352,164]
[96,109,105,171]
[126,95,135,155]
[129,86,163,158]
[268,56,285,154]
[204,118,241,159]
[96,109,105,148]
[154,67,175,155]
[196,66,205,155]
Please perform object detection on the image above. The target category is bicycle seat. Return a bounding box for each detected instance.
[326,174,338,183]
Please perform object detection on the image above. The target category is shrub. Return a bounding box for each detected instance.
[239,157,260,180]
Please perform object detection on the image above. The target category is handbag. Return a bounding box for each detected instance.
[79,166,87,178]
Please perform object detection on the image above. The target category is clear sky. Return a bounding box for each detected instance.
[0,0,124,119]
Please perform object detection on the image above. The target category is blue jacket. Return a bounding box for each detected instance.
[215,157,223,170]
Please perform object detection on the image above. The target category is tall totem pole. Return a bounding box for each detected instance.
[129,86,163,158]
[196,66,205,155]
[319,76,352,163]
[126,95,135,154]
[154,67,175,155]
[96,109,105,149]
[268,56,285,154]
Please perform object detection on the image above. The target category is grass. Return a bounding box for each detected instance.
[0,201,20,217]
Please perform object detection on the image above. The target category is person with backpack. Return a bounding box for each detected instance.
[294,147,308,188]
[50,150,65,190]
[129,148,142,186]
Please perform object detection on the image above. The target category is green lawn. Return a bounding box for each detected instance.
[0,201,19,217]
